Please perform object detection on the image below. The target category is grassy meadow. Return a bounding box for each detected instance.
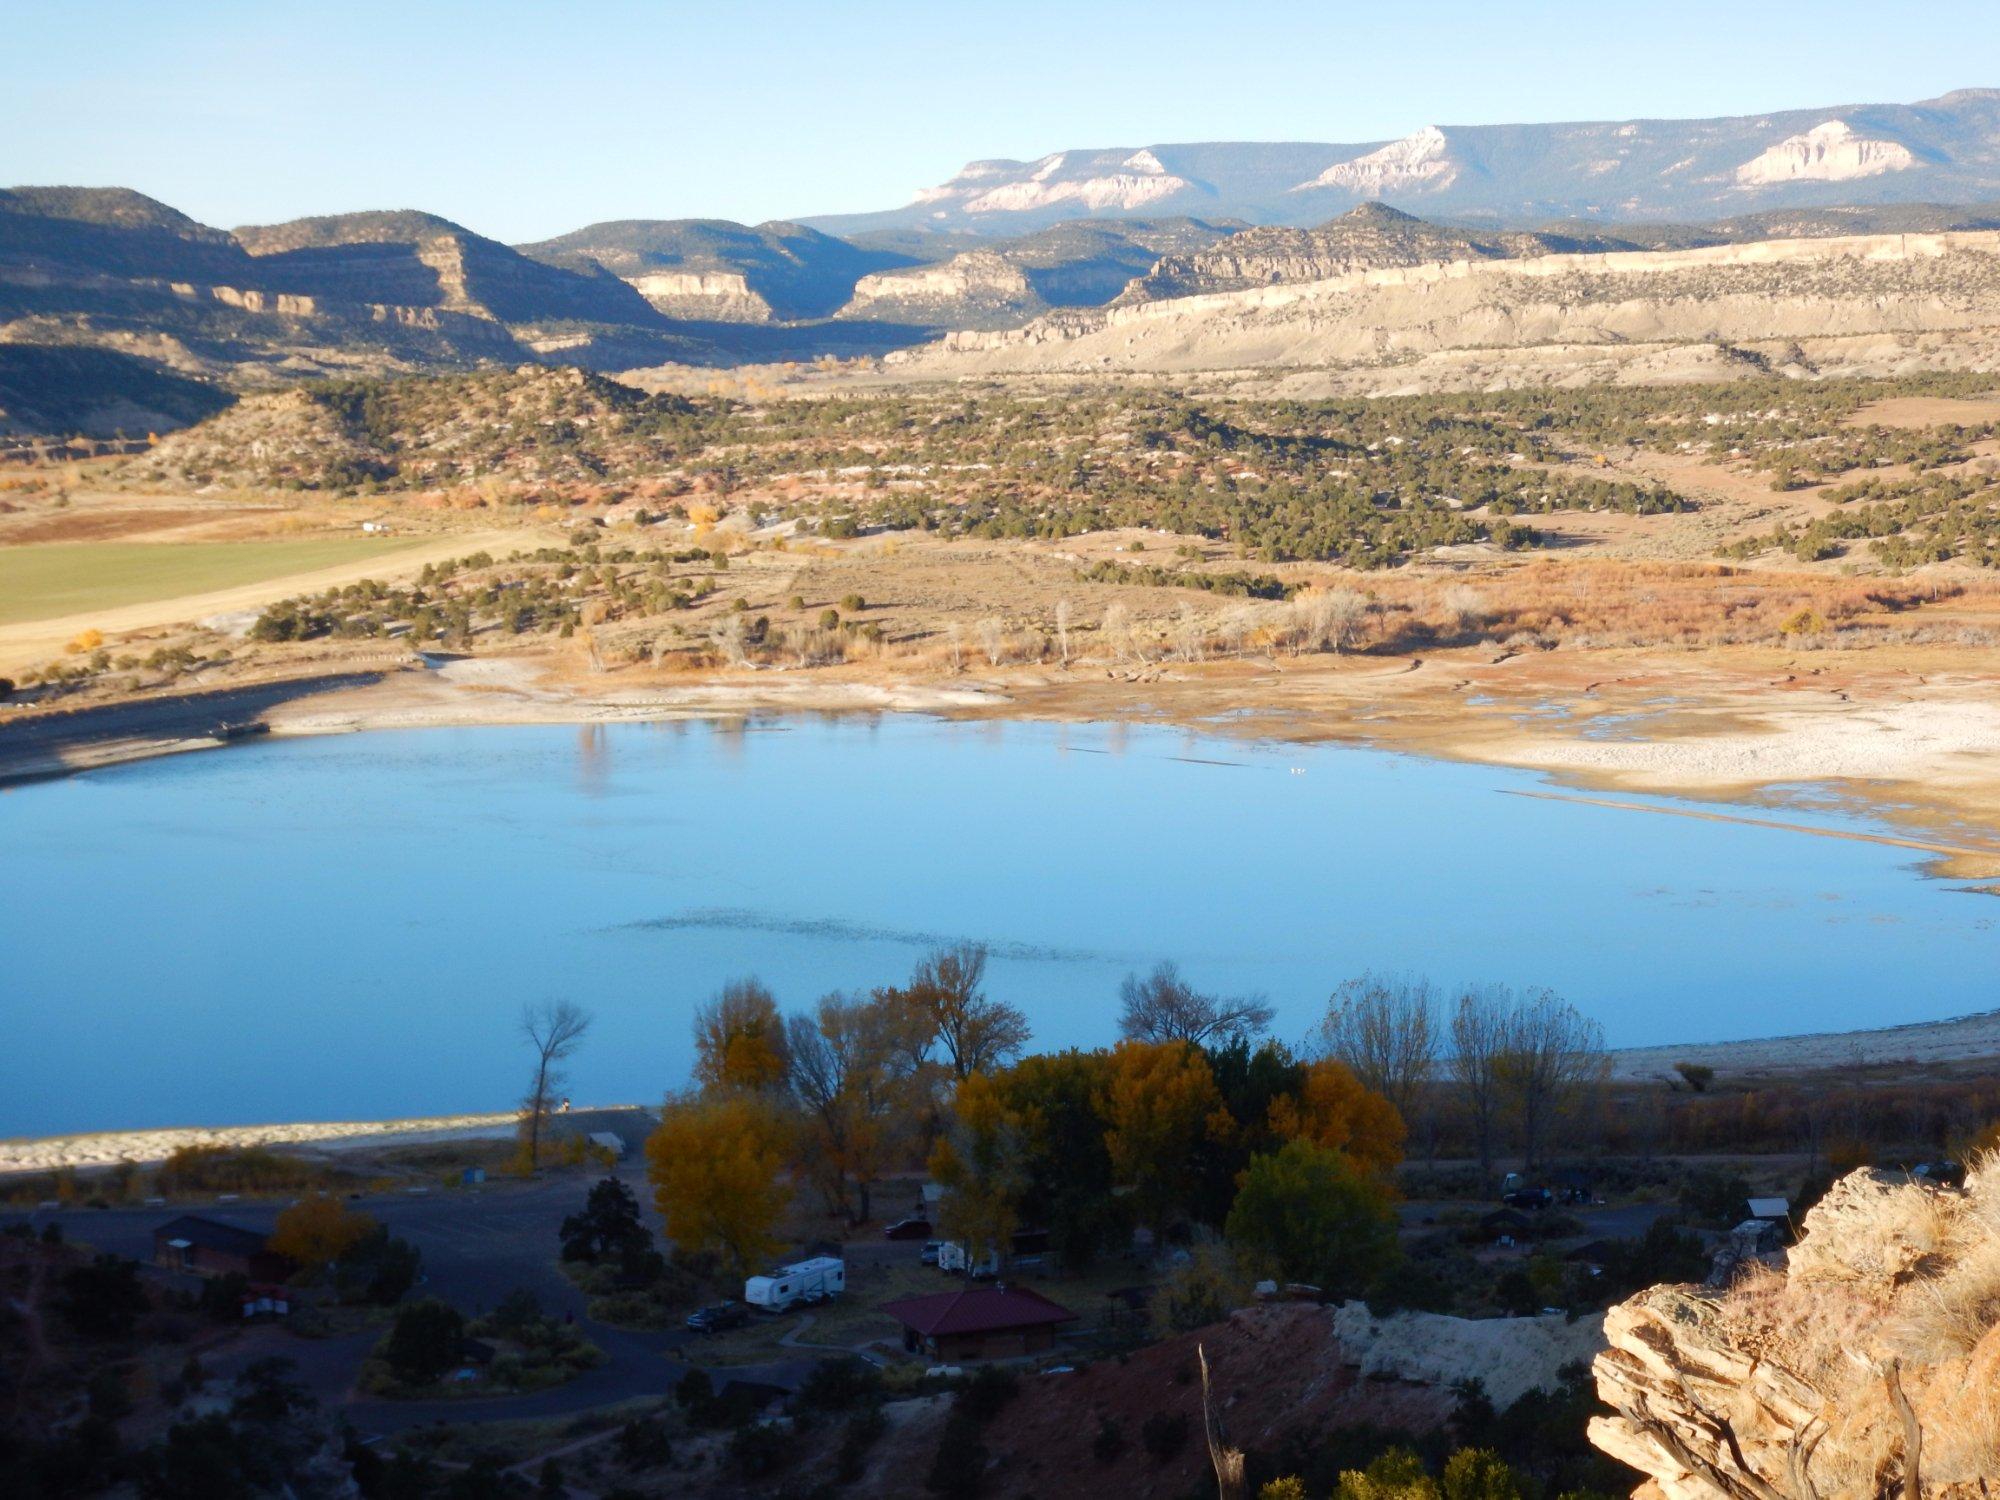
[0,536,420,625]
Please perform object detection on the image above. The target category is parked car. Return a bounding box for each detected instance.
[920,1240,944,1266]
[884,1217,933,1241]
[686,1301,749,1334]
[1502,1188,1553,1211]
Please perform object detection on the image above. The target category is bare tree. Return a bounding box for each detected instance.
[520,1000,593,1170]
[708,611,747,667]
[1442,583,1487,638]
[944,621,964,673]
[786,991,911,1224]
[1315,972,1440,1126]
[1497,989,1607,1170]
[1449,984,1510,1178]
[892,943,1029,1080]
[1118,961,1275,1047]
[1173,603,1206,663]
[977,616,1006,666]
[1100,601,1132,665]
[1054,598,1072,668]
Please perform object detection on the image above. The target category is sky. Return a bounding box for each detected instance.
[5,0,1995,242]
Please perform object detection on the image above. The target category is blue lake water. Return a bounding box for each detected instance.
[3,714,1996,1139]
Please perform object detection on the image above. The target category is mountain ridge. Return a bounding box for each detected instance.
[806,88,2000,237]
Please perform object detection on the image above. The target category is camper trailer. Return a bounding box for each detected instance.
[936,1240,1002,1278]
[743,1256,845,1311]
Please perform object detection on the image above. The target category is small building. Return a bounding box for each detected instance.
[880,1283,1076,1362]
[153,1216,292,1281]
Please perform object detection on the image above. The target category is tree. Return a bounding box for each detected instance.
[269,1195,377,1275]
[892,944,1029,1082]
[1268,1059,1406,1177]
[1101,1040,1226,1239]
[382,1299,465,1386]
[786,991,911,1224]
[1001,1049,1127,1268]
[520,1000,593,1171]
[1316,973,1440,1128]
[646,1091,790,1278]
[928,1072,1026,1267]
[1224,1139,1399,1297]
[559,1176,648,1263]
[332,1228,421,1305]
[61,1255,149,1338]
[1497,989,1607,1171]
[692,978,790,1092]
[1449,986,1510,1176]
[1118,962,1275,1047]
[1674,1061,1716,1094]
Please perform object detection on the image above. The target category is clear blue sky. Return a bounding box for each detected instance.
[5,1,1992,242]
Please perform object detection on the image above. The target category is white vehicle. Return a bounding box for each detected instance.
[936,1240,1001,1278]
[743,1256,846,1311]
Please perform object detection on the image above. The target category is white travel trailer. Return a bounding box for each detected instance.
[936,1240,1002,1278]
[743,1256,845,1311]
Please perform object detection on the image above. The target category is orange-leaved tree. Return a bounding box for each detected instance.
[645,1090,791,1279]
[1101,1039,1228,1239]
[1267,1059,1406,1177]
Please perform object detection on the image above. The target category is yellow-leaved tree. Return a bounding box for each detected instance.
[268,1194,377,1275]
[646,1091,790,1278]
[928,1071,1026,1266]
[1101,1039,1227,1239]
[693,978,792,1093]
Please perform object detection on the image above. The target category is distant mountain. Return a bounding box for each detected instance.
[808,89,2000,237]
[839,218,1233,329]
[1120,204,1633,302]
[518,219,913,321]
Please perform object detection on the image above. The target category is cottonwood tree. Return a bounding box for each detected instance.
[692,978,791,1092]
[1054,598,1072,667]
[1497,989,1607,1171]
[786,991,911,1224]
[1448,985,1510,1177]
[1223,1139,1399,1297]
[1100,601,1132,664]
[1101,1039,1226,1240]
[645,1091,790,1278]
[1266,1059,1406,1177]
[977,616,1005,666]
[1292,587,1370,654]
[889,944,1029,1082]
[928,1072,1026,1267]
[521,1000,592,1171]
[1315,973,1440,1127]
[1118,961,1274,1047]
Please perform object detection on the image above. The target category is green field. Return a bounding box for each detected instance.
[0,537,422,625]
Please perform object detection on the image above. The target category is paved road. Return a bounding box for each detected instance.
[6,1163,831,1437]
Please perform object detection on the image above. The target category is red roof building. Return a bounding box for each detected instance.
[879,1283,1077,1361]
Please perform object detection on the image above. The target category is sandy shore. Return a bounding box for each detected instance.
[0,1110,525,1176]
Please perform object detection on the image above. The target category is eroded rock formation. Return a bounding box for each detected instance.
[1591,1164,2000,1498]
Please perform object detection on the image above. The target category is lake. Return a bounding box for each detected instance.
[4,714,1995,1139]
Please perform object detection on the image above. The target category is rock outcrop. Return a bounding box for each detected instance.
[1734,122,1918,187]
[1591,1163,2000,1498]
[893,230,2000,393]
